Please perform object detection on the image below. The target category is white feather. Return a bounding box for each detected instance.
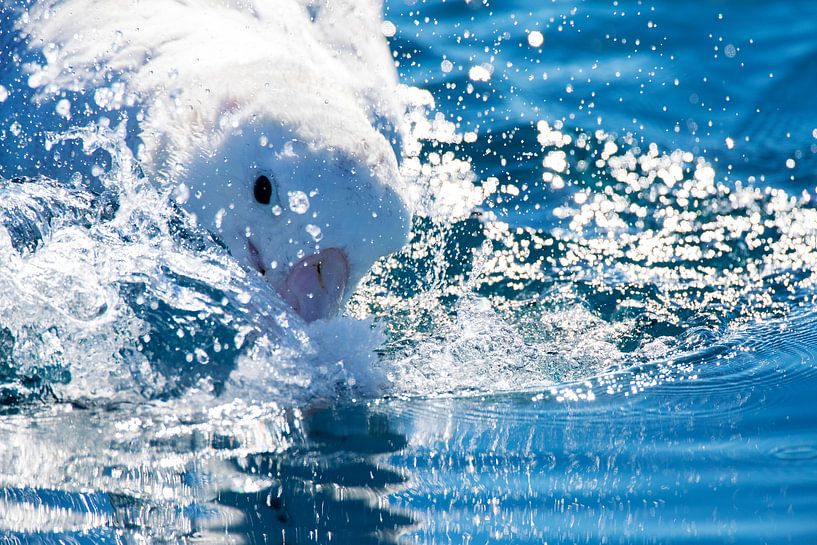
[6,0,412,318]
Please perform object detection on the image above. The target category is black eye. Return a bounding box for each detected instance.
[253,175,273,205]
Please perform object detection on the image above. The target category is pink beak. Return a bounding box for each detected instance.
[278,248,349,322]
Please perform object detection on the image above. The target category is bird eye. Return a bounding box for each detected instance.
[253,175,273,205]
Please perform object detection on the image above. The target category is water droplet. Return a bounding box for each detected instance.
[215,208,226,230]
[527,30,544,48]
[28,72,45,89]
[305,224,322,241]
[287,191,310,214]
[381,20,397,38]
[55,98,71,119]
[195,348,209,365]
[94,87,113,108]
[468,64,493,82]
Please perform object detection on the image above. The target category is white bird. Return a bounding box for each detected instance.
[1,0,412,322]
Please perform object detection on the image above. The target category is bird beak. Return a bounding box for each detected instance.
[278,248,349,322]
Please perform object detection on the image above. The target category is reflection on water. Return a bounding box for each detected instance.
[0,404,414,544]
[3,311,816,544]
[217,406,414,545]
[383,316,817,545]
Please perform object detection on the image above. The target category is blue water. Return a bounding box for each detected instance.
[2,0,817,543]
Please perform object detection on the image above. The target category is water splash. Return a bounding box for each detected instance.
[353,117,817,398]
[0,121,387,412]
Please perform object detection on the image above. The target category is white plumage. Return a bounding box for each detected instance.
[3,0,412,321]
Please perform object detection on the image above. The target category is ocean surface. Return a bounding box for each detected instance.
[2,0,817,543]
